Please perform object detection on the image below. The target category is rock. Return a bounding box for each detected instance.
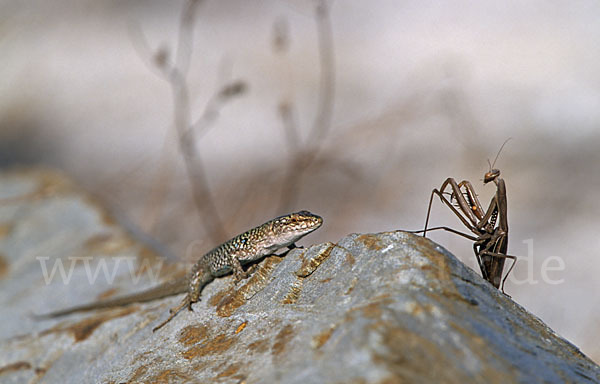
[0,168,598,383]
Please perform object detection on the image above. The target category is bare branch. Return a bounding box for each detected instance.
[175,0,203,76]
[169,66,228,243]
[278,101,300,151]
[272,16,290,54]
[306,0,335,146]
[128,22,171,81]
[132,0,231,244]
[190,80,248,138]
[277,0,336,212]
[140,128,177,232]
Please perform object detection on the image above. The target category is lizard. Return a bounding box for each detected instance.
[36,210,323,332]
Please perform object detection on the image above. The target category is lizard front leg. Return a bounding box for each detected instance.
[242,245,299,276]
[229,254,248,283]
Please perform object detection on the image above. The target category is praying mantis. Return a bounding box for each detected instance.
[415,140,517,293]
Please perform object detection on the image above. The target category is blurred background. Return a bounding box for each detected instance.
[1,0,599,362]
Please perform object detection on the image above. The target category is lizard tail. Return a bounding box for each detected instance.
[33,277,189,319]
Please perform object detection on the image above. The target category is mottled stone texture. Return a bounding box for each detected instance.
[0,168,598,383]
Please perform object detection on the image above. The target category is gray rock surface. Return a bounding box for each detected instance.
[0,168,598,383]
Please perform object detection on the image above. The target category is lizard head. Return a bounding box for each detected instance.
[267,210,323,248]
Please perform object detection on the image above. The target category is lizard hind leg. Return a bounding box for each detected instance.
[152,270,214,332]
[152,294,191,332]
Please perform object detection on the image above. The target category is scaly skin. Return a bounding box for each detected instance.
[37,211,323,332]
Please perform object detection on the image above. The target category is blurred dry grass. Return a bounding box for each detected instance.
[1,0,600,363]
